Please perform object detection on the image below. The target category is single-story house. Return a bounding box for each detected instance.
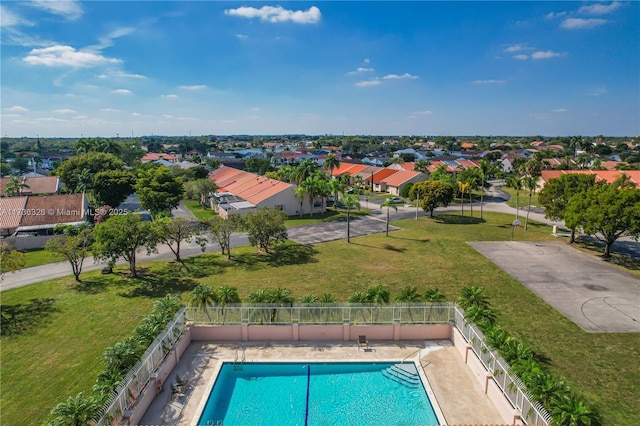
[367,168,400,192]
[140,153,177,163]
[539,170,640,190]
[380,170,428,195]
[0,176,60,197]
[208,166,317,218]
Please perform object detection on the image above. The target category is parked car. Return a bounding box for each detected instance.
[388,197,404,204]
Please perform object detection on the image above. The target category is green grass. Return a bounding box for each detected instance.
[500,185,541,210]
[182,198,217,221]
[1,211,638,425]
[285,208,371,227]
[22,248,66,268]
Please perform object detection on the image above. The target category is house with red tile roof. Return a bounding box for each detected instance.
[380,170,427,195]
[208,166,317,218]
[366,168,400,192]
[539,170,640,189]
[0,196,28,236]
[0,176,60,197]
[140,153,177,163]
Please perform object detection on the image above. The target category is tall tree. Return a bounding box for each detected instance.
[506,174,523,219]
[92,170,136,208]
[243,207,288,254]
[45,224,94,282]
[410,180,454,217]
[217,285,241,323]
[207,214,243,259]
[479,159,493,219]
[380,198,398,237]
[457,181,470,216]
[135,166,184,216]
[328,178,345,211]
[323,153,340,177]
[152,217,206,263]
[566,182,640,258]
[523,175,538,231]
[341,194,360,243]
[0,243,25,280]
[93,213,156,277]
[538,174,596,243]
[55,152,125,193]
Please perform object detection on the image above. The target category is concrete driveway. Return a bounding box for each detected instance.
[469,241,640,333]
[287,215,400,245]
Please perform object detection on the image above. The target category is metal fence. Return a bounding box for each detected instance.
[92,308,187,426]
[187,303,455,325]
[452,307,552,425]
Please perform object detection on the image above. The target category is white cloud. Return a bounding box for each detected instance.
[561,18,607,29]
[224,5,321,24]
[531,50,563,60]
[413,110,433,115]
[1,5,33,27]
[179,85,207,90]
[545,11,567,19]
[579,2,622,15]
[93,26,136,50]
[28,0,83,21]
[23,45,121,68]
[355,78,381,87]
[161,94,178,99]
[363,58,370,64]
[4,106,29,112]
[100,108,120,112]
[53,109,77,114]
[383,73,418,80]
[588,85,608,96]
[472,79,506,85]
[504,44,528,53]
[235,34,248,40]
[111,89,132,95]
[96,70,146,79]
[513,54,529,60]
[348,67,374,75]
[553,108,569,113]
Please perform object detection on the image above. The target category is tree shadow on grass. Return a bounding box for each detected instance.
[434,214,486,225]
[0,298,59,336]
[72,278,110,294]
[382,244,407,253]
[117,267,199,298]
[574,237,640,271]
[265,243,319,267]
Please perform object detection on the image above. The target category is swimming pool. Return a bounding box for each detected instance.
[197,361,441,425]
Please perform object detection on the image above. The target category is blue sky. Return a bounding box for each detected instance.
[1,1,638,137]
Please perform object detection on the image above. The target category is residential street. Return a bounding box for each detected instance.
[1,182,637,291]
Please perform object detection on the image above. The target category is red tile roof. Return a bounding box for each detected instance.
[540,170,640,188]
[0,197,28,229]
[20,194,87,226]
[331,163,368,176]
[367,168,399,183]
[141,153,177,162]
[0,176,60,197]
[381,170,424,187]
[209,166,293,205]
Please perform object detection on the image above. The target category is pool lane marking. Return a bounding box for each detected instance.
[305,363,311,426]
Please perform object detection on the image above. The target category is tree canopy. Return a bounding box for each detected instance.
[92,170,137,208]
[410,180,454,217]
[135,166,184,216]
[243,207,288,254]
[566,182,640,257]
[55,152,125,193]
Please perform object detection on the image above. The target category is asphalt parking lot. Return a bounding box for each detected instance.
[287,215,401,245]
[469,241,640,333]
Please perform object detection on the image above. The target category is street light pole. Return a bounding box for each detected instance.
[416,192,420,220]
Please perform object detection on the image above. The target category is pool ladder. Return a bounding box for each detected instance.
[233,347,246,371]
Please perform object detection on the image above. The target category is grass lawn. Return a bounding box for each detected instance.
[1,211,638,425]
[22,248,66,268]
[499,185,541,210]
[181,198,217,221]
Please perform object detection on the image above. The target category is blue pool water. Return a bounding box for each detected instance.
[197,362,440,426]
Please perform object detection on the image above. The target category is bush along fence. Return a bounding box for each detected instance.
[46,295,185,426]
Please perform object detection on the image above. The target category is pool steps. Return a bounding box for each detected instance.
[382,363,421,388]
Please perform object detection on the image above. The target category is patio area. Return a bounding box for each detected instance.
[139,339,505,426]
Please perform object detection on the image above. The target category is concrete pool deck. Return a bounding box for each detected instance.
[139,340,505,426]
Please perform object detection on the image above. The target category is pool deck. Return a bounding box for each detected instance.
[139,340,505,426]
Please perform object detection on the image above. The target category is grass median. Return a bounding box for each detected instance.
[1,211,638,425]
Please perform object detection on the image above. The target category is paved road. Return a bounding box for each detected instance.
[2,182,638,290]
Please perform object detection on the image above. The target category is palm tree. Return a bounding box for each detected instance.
[323,152,340,177]
[267,287,293,322]
[523,175,538,231]
[190,284,217,323]
[97,138,121,155]
[349,291,370,323]
[302,175,319,217]
[50,392,100,426]
[458,181,470,216]
[380,198,398,237]
[424,287,447,321]
[4,175,29,197]
[479,159,492,219]
[298,293,319,303]
[292,159,318,185]
[294,185,306,217]
[75,138,97,155]
[457,286,490,310]
[328,178,345,211]
[319,293,337,323]
[75,168,93,194]
[550,393,600,426]
[217,285,240,323]
[396,286,422,322]
[366,284,390,322]
[247,288,270,324]
[341,194,360,243]
[506,174,523,219]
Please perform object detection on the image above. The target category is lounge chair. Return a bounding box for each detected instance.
[358,335,369,351]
